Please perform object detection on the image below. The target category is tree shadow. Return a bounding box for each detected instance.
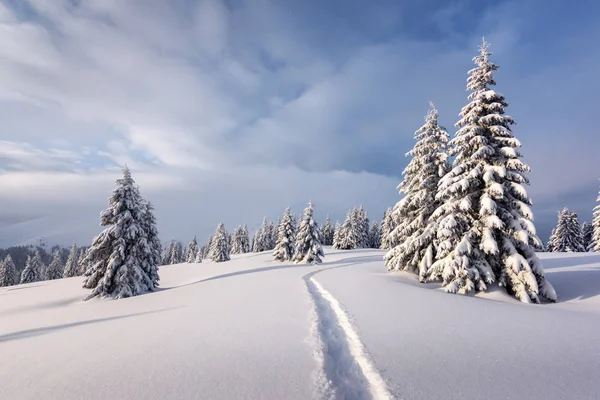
[546,268,600,302]
[541,254,600,269]
[0,307,182,343]
[320,254,383,266]
[0,283,47,294]
[1,295,85,317]
[169,263,311,289]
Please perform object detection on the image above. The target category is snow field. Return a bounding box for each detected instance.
[1,249,600,399]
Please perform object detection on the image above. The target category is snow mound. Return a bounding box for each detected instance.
[1,249,599,399]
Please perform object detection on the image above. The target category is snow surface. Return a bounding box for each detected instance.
[1,248,599,399]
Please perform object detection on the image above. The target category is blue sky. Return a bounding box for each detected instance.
[0,0,598,247]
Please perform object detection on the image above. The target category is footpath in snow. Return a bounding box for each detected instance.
[1,249,599,400]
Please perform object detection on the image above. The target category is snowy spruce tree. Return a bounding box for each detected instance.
[0,254,18,287]
[194,248,203,263]
[384,103,450,278]
[46,250,64,280]
[355,206,370,248]
[332,221,342,249]
[592,183,600,252]
[230,226,244,254]
[333,210,359,250]
[63,243,80,278]
[552,208,585,252]
[202,236,213,258]
[210,222,230,262]
[186,235,198,263]
[139,200,162,290]
[427,40,556,303]
[368,221,381,249]
[380,208,394,250]
[321,215,334,246]
[77,248,87,275]
[294,202,324,264]
[82,167,159,300]
[582,222,594,251]
[20,253,42,284]
[273,207,297,262]
[546,228,558,252]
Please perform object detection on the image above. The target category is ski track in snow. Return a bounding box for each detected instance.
[304,264,395,400]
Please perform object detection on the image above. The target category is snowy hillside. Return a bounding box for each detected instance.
[1,248,599,400]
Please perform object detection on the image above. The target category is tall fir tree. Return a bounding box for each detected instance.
[46,250,64,280]
[273,207,297,261]
[380,208,394,250]
[76,248,87,275]
[140,201,162,278]
[194,248,203,263]
[163,241,175,265]
[202,235,213,258]
[368,221,381,249]
[0,254,18,287]
[20,253,42,284]
[231,226,244,254]
[210,222,230,262]
[82,167,158,300]
[592,182,600,252]
[321,214,334,246]
[332,221,342,249]
[241,225,250,253]
[356,206,369,248]
[546,228,558,252]
[186,235,198,263]
[582,221,594,251]
[428,39,555,303]
[552,209,585,252]
[63,243,79,278]
[334,210,359,250]
[385,103,450,278]
[294,202,324,264]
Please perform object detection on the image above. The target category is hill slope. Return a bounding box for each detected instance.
[1,249,599,399]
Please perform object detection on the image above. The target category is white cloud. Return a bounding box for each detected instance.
[0,0,598,245]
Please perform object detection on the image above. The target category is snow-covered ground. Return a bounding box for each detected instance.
[1,248,599,400]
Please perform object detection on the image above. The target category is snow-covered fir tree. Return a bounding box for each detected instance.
[385,103,450,277]
[333,210,359,250]
[163,241,174,265]
[210,222,230,262]
[230,226,244,254]
[273,207,297,262]
[368,221,381,249]
[185,235,198,263]
[592,183,600,252]
[332,221,342,249]
[46,250,64,280]
[427,40,556,303]
[356,206,369,248]
[231,225,250,254]
[380,208,394,250]
[201,235,213,259]
[76,248,87,275]
[164,240,183,264]
[141,201,162,275]
[321,215,334,246]
[552,208,585,252]
[194,248,203,263]
[63,243,80,278]
[582,221,594,251]
[241,225,250,253]
[294,202,324,264]
[0,254,18,287]
[82,167,159,300]
[252,218,271,252]
[20,252,43,284]
[547,228,558,252]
